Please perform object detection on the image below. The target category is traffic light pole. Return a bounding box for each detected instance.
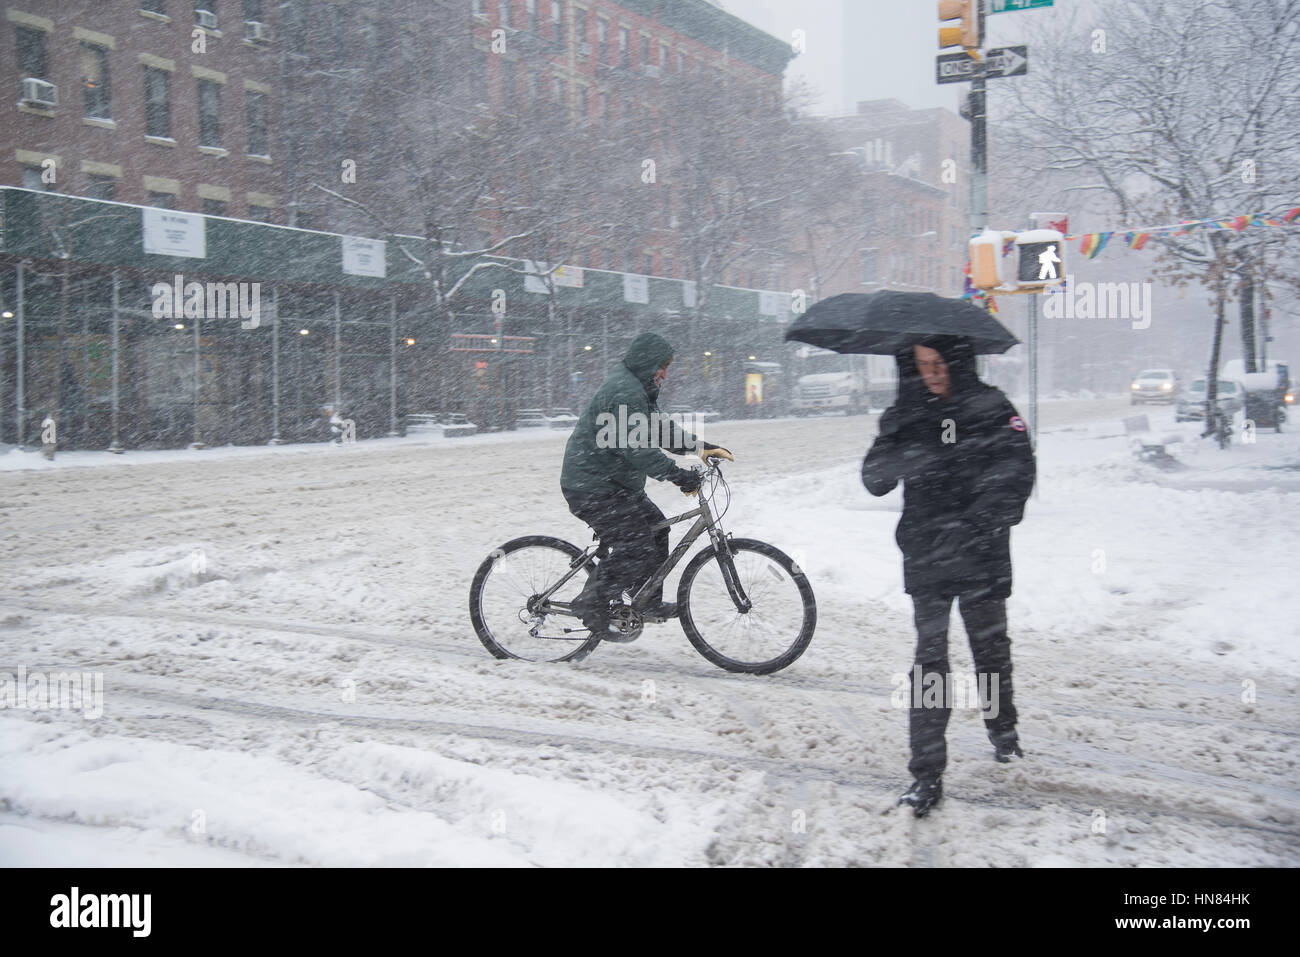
[969,2,987,236]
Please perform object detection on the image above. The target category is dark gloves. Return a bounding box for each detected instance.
[670,467,703,496]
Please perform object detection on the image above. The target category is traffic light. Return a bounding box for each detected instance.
[939,0,979,51]
[1014,230,1065,288]
[969,229,1004,290]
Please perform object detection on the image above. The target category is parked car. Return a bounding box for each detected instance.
[546,408,579,429]
[1175,378,1245,421]
[1130,368,1180,404]
[515,408,548,429]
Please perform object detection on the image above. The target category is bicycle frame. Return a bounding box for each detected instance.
[536,466,753,618]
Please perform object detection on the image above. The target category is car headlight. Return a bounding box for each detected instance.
[1130,383,1140,390]
[1286,393,1295,404]
[1160,382,1172,391]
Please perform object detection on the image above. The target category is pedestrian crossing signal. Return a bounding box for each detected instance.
[1014,231,1065,288]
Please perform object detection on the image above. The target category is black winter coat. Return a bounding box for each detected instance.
[861,338,1036,598]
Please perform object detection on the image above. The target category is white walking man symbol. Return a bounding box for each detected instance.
[1038,245,1062,280]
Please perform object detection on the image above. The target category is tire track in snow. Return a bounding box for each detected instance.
[77,675,1300,845]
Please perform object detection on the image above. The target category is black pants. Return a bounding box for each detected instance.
[562,487,669,608]
[907,589,1018,781]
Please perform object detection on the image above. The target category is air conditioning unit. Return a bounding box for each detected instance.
[244,20,272,42]
[19,77,57,108]
[195,9,218,29]
[642,63,660,79]
[578,41,591,56]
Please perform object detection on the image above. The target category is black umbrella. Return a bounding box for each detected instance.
[784,290,1019,355]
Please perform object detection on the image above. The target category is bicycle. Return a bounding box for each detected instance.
[468,464,817,675]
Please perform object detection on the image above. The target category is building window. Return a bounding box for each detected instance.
[197,79,221,147]
[526,0,537,31]
[597,18,607,61]
[245,89,267,154]
[285,0,306,52]
[149,191,176,209]
[16,26,47,79]
[577,85,588,124]
[21,166,50,191]
[552,76,564,105]
[86,175,116,200]
[598,90,608,121]
[640,35,649,65]
[551,0,563,26]
[471,0,484,16]
[618,27,628,66]
[247,204,271,222]
[144,67,170,137]
[194,0,217,25]
[499,0,511,28]
[862,249,878,285]
[502,59,515,101]
[142,1,167,13]
[243,0,261,20]
[80,43,112,119]
[574,7,586,49]
[202,198,226,216]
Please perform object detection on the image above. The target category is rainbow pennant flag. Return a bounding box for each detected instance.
[1126,231,1150,250]
[1080,232,1112,259]
[1285,207,1300,224]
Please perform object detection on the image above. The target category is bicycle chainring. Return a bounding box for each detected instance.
[602,604,643,643]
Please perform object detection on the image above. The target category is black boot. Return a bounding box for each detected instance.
[992,733,1023,763]
[898,777,943,817]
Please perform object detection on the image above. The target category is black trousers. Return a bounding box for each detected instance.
[907,589,1018,781]
[562,487,669,608]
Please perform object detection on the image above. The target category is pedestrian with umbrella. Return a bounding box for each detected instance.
[786,292,1036,818]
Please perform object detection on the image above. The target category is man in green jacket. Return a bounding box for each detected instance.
[561,332,732,635]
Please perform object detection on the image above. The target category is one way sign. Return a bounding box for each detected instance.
[935,46,1028,84]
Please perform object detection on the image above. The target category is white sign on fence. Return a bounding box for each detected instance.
[142,208,207,259]
[524,261,584,292]
[342,236,386,277]
[623,273,649,304]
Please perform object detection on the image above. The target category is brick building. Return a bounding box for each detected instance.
[3,2,283,219]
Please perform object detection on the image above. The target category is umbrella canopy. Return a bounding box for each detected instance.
[784,290,1019,356]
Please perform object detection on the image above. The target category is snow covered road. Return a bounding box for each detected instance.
[2,399,1298,866]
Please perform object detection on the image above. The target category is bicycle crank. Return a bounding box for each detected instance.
[602,604,643,644]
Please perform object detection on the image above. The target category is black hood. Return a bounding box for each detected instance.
[895,335,982,408]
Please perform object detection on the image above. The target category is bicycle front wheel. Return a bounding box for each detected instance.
[678,538,816,675]
[469,536,602,663]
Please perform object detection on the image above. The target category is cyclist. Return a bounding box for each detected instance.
[561,332,733,635]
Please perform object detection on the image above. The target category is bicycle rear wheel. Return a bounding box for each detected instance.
[469,535,603,663]
[678,538,816,675]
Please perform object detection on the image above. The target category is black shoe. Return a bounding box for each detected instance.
[992,735,1024,763]
[645,601,678,620]
[898,777,943,818]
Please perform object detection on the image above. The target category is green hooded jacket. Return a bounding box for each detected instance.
[560,332,701,494]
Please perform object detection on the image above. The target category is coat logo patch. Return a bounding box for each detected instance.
[1009,415,1027,431]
